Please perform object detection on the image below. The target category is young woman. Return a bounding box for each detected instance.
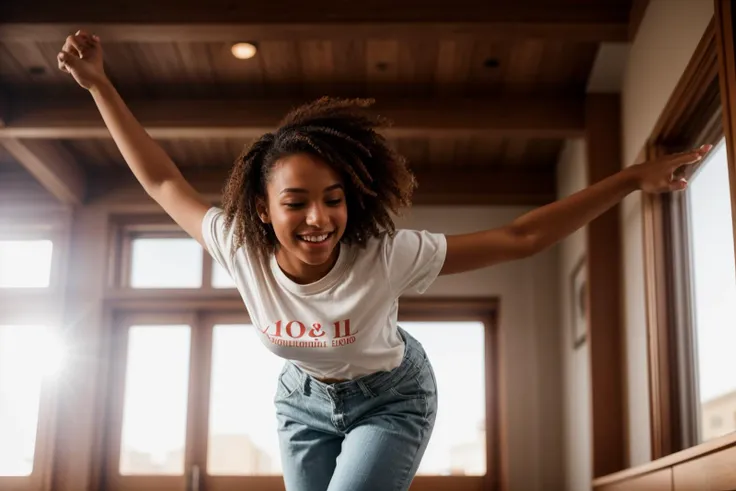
[57,30,710,491]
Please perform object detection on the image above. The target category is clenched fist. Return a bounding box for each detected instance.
[57,29,108,90]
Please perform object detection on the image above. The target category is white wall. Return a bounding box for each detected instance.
[556,140,591,491]
[397,206,563,490]
[620,0,714,466]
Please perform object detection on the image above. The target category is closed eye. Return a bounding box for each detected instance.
[326,199,343,206]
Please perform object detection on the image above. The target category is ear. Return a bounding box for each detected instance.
[255,197,270,224]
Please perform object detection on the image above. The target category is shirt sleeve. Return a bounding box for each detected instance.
[201,206,238,275]
[382,229,447,296]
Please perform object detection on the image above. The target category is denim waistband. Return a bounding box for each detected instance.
[281,326,427,399]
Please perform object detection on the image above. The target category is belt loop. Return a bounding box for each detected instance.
[357,379,375,398]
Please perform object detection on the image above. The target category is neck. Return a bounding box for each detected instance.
[275,245,340,284]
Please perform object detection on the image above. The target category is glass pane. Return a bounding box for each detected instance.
[130,238,202,288]
[0,325,65,476]
[212,262,236,289]
[0,240,53,288]
[687,139,736,442]
[119,326,191,475]
[401,321,486,476]
[207,324,284,475]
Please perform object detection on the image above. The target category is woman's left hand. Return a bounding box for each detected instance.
[633,144,713,194]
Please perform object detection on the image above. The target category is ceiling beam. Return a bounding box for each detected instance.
[88,166,556,207]
[0,22,627,43]
[0,1,630,42]
[0,139,86,204]
[1,96,585,140]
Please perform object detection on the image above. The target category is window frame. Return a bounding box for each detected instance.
[97,298,501,491]
[110,214,234,292]
[643,7,736,460]
[0,218,70,490]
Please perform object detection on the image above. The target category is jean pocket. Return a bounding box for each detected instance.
[275,368,301,401]
[388,369,430,400]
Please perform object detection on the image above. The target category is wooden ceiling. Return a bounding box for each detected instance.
[0,0,643,207]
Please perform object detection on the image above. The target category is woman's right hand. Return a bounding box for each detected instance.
[57,30,108,90]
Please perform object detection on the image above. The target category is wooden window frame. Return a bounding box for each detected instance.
[643,0,736,462]
[0,216,71,491]
[94,297,502,491]
[109,214,228,292]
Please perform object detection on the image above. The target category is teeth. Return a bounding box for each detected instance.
[300,233,329,243]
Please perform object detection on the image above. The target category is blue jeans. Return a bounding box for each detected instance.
[273,326,438,491]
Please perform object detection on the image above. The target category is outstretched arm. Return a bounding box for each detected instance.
[58,30,210,245]
[440,145,712,275]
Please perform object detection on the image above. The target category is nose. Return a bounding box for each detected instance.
[305,203,329,228]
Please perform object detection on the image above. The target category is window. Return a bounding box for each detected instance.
[0,227,64,488]
[211,262,236,289]
[207,323,283,475]
[115,222,236,290]
[642,17,736,456]
[103,300,499,491]
[119,325,191,475]
[129,238,202,289]
[0,240,53,288]
[401,321,487,476]
[0,325,64,476]
[684,140,736,442]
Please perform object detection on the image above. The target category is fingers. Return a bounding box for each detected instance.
[668,144,713,167]
[57,50,78,72]
[57,29,99,73]
[669,178,688,192]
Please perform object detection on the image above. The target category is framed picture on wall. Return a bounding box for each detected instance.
[571,256,588,349]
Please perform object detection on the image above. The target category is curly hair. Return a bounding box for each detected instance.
[221,97,417,259]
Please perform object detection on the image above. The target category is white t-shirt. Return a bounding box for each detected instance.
[201,207,447,380]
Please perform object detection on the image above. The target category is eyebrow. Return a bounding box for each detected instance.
[280,183,344,195]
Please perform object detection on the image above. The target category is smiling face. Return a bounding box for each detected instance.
[258,152,348,284]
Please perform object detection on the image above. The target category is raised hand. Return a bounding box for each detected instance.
[633,144,713,193]
[57,29,107,90]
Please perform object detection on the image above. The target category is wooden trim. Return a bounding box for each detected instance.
[585,94,626,477]
[642,144,681,460]
[593,431,736,487]
[2,96,586,140]
[186,313,213,491]
[715,0,736,250]
[666,191,699,449]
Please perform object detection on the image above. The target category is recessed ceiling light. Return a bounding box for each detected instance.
[231,42,257,60]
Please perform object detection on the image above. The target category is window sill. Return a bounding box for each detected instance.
[593,432,736,488]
